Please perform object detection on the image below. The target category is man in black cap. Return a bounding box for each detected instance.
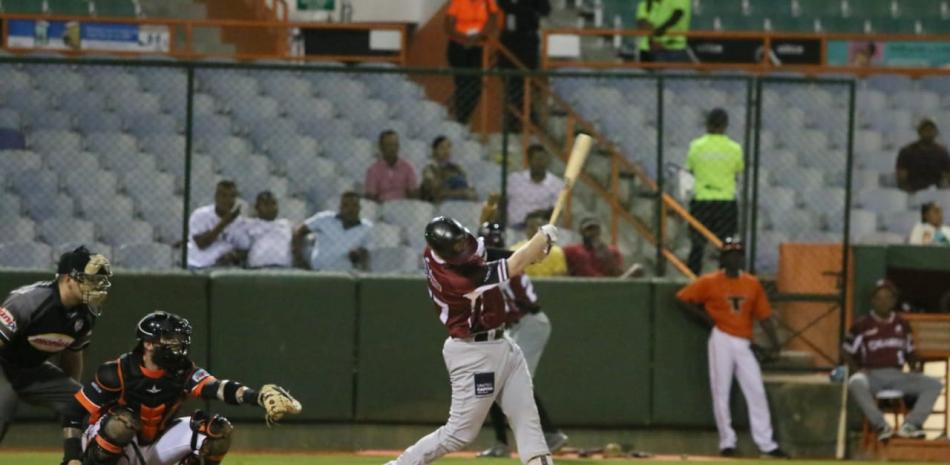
[686,108,743,275]
[0,246,112,442]
[897,119,950,193]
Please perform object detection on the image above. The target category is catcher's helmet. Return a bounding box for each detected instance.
[425,216,478,265]
[137,311,193,349]
[478,222,505,248]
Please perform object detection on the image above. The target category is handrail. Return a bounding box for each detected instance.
[0,13,408,64]
[540,27,950,77]
[484,37,709,279]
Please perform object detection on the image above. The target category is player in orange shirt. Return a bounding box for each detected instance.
[676,238,787,458]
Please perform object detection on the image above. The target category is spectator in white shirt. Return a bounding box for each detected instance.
[186,180,245,269]
[234,191,294,268]
[909,202,950,246]
[507,144,564,228]
[292,191,373,271]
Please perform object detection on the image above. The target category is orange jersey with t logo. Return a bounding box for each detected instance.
[676,270,771,340]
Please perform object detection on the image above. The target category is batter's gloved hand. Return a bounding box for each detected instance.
[540,224,558,255]
[258,384,302,425]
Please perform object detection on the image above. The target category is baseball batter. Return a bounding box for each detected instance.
[675,238,787,458]
[60,311,301,465]
[476,223,567,458]
[0,246,112,443]
[384,216,557,465]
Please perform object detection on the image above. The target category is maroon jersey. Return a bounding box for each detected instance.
[75,352,218,445]
[499,275,541,324]
[423,238,513,338]
[843,312,915,369]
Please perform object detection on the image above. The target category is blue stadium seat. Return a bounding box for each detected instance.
[0,242,52,268]
[40,218,96,247]
[115,242,174,269]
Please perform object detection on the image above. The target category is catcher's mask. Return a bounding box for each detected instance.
[137,311,193,371]
[57,246,112,311]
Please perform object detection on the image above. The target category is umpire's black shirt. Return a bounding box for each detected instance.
[0,281,97,370]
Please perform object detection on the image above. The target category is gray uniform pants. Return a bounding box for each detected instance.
[389,336,550,465]
[508,312,551,377]
[848,367,943,429]
[0,361,81,442]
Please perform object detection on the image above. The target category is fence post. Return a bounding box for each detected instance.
[180,65,195,269]
[741,76,754,247]
[839,79,858,346]
[749,77,763,274]
[655,75,666,276]
[501,73,510,226]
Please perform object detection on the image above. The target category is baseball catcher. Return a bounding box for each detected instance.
[60,311,301,465]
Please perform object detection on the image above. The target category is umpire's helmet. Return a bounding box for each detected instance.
[425,216,478,265]
[478,222,506,248]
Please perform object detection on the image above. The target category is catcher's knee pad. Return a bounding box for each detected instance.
[190,411,233,462]
[526,454,554,465]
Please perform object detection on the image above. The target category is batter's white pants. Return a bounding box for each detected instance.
[509,312,551,377]
[388,336,550,465]
[708,327,778,452]
[82,416,206,465]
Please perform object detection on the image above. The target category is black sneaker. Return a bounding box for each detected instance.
[761,448,789,459]
[720,447,736,457]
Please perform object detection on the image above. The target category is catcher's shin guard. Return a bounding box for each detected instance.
[186,410,233,465]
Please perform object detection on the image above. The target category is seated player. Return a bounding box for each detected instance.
[60,311,302,465]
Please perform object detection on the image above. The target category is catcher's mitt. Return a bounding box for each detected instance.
[258,384,302,425]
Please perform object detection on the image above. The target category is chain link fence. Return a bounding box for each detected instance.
[0,57,862,283]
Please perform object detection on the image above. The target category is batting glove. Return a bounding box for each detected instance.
[540,224,558,243]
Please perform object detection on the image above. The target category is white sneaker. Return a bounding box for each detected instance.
[897,423,926,439]
[477,443,511,458]
[877,423,894,442]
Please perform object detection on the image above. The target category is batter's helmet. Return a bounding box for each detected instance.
[425,216,478,265]
[478,222,505,248]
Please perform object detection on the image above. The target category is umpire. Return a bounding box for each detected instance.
[0,246,112,442]
[686,108,743,274]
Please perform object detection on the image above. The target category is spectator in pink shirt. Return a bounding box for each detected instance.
[364,130,419,202]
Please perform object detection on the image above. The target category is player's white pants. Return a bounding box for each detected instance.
[708,327,778,453]
[82,416,206,465]
[509,312,551,377]
[388,336,550,465]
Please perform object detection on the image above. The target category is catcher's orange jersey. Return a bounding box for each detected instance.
[676,270,771,340]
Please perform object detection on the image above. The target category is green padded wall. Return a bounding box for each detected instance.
[652,280,716,427]
[355,276,449,422]
[207,270,356,422]
[850,246,887,320]
[532,278,652,426]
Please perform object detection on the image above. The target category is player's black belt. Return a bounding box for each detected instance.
[471,328,505,342]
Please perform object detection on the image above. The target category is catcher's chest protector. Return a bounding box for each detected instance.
[112,354,196,444]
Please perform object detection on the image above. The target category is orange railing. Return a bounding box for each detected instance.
[541,28,950,77]
[0,13,408,64]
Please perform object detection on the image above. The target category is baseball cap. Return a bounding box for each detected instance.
[579,217,600,230]
[918,119,938,132]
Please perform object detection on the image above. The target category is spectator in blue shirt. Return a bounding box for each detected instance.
[292,191,373,271]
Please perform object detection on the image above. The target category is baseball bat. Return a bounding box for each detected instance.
[835,365,850,459]
[549,133,593,225]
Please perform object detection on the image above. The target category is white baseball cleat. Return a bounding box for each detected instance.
[545,431,569,452]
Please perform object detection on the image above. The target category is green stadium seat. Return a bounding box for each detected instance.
[47,0,92,16]
[821,17,868,33]
[692,14,719,31]
[697,0,744,17]
[748,0,793,17]
[872,18,919,33]
[797,0,844,17]
[2,0,46,14]
[96,0,137,17]
[919,18,950,34]
[769,16,818,32]
[719,14,766,31]
[856,0,897,18]
[896,0,937,18]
